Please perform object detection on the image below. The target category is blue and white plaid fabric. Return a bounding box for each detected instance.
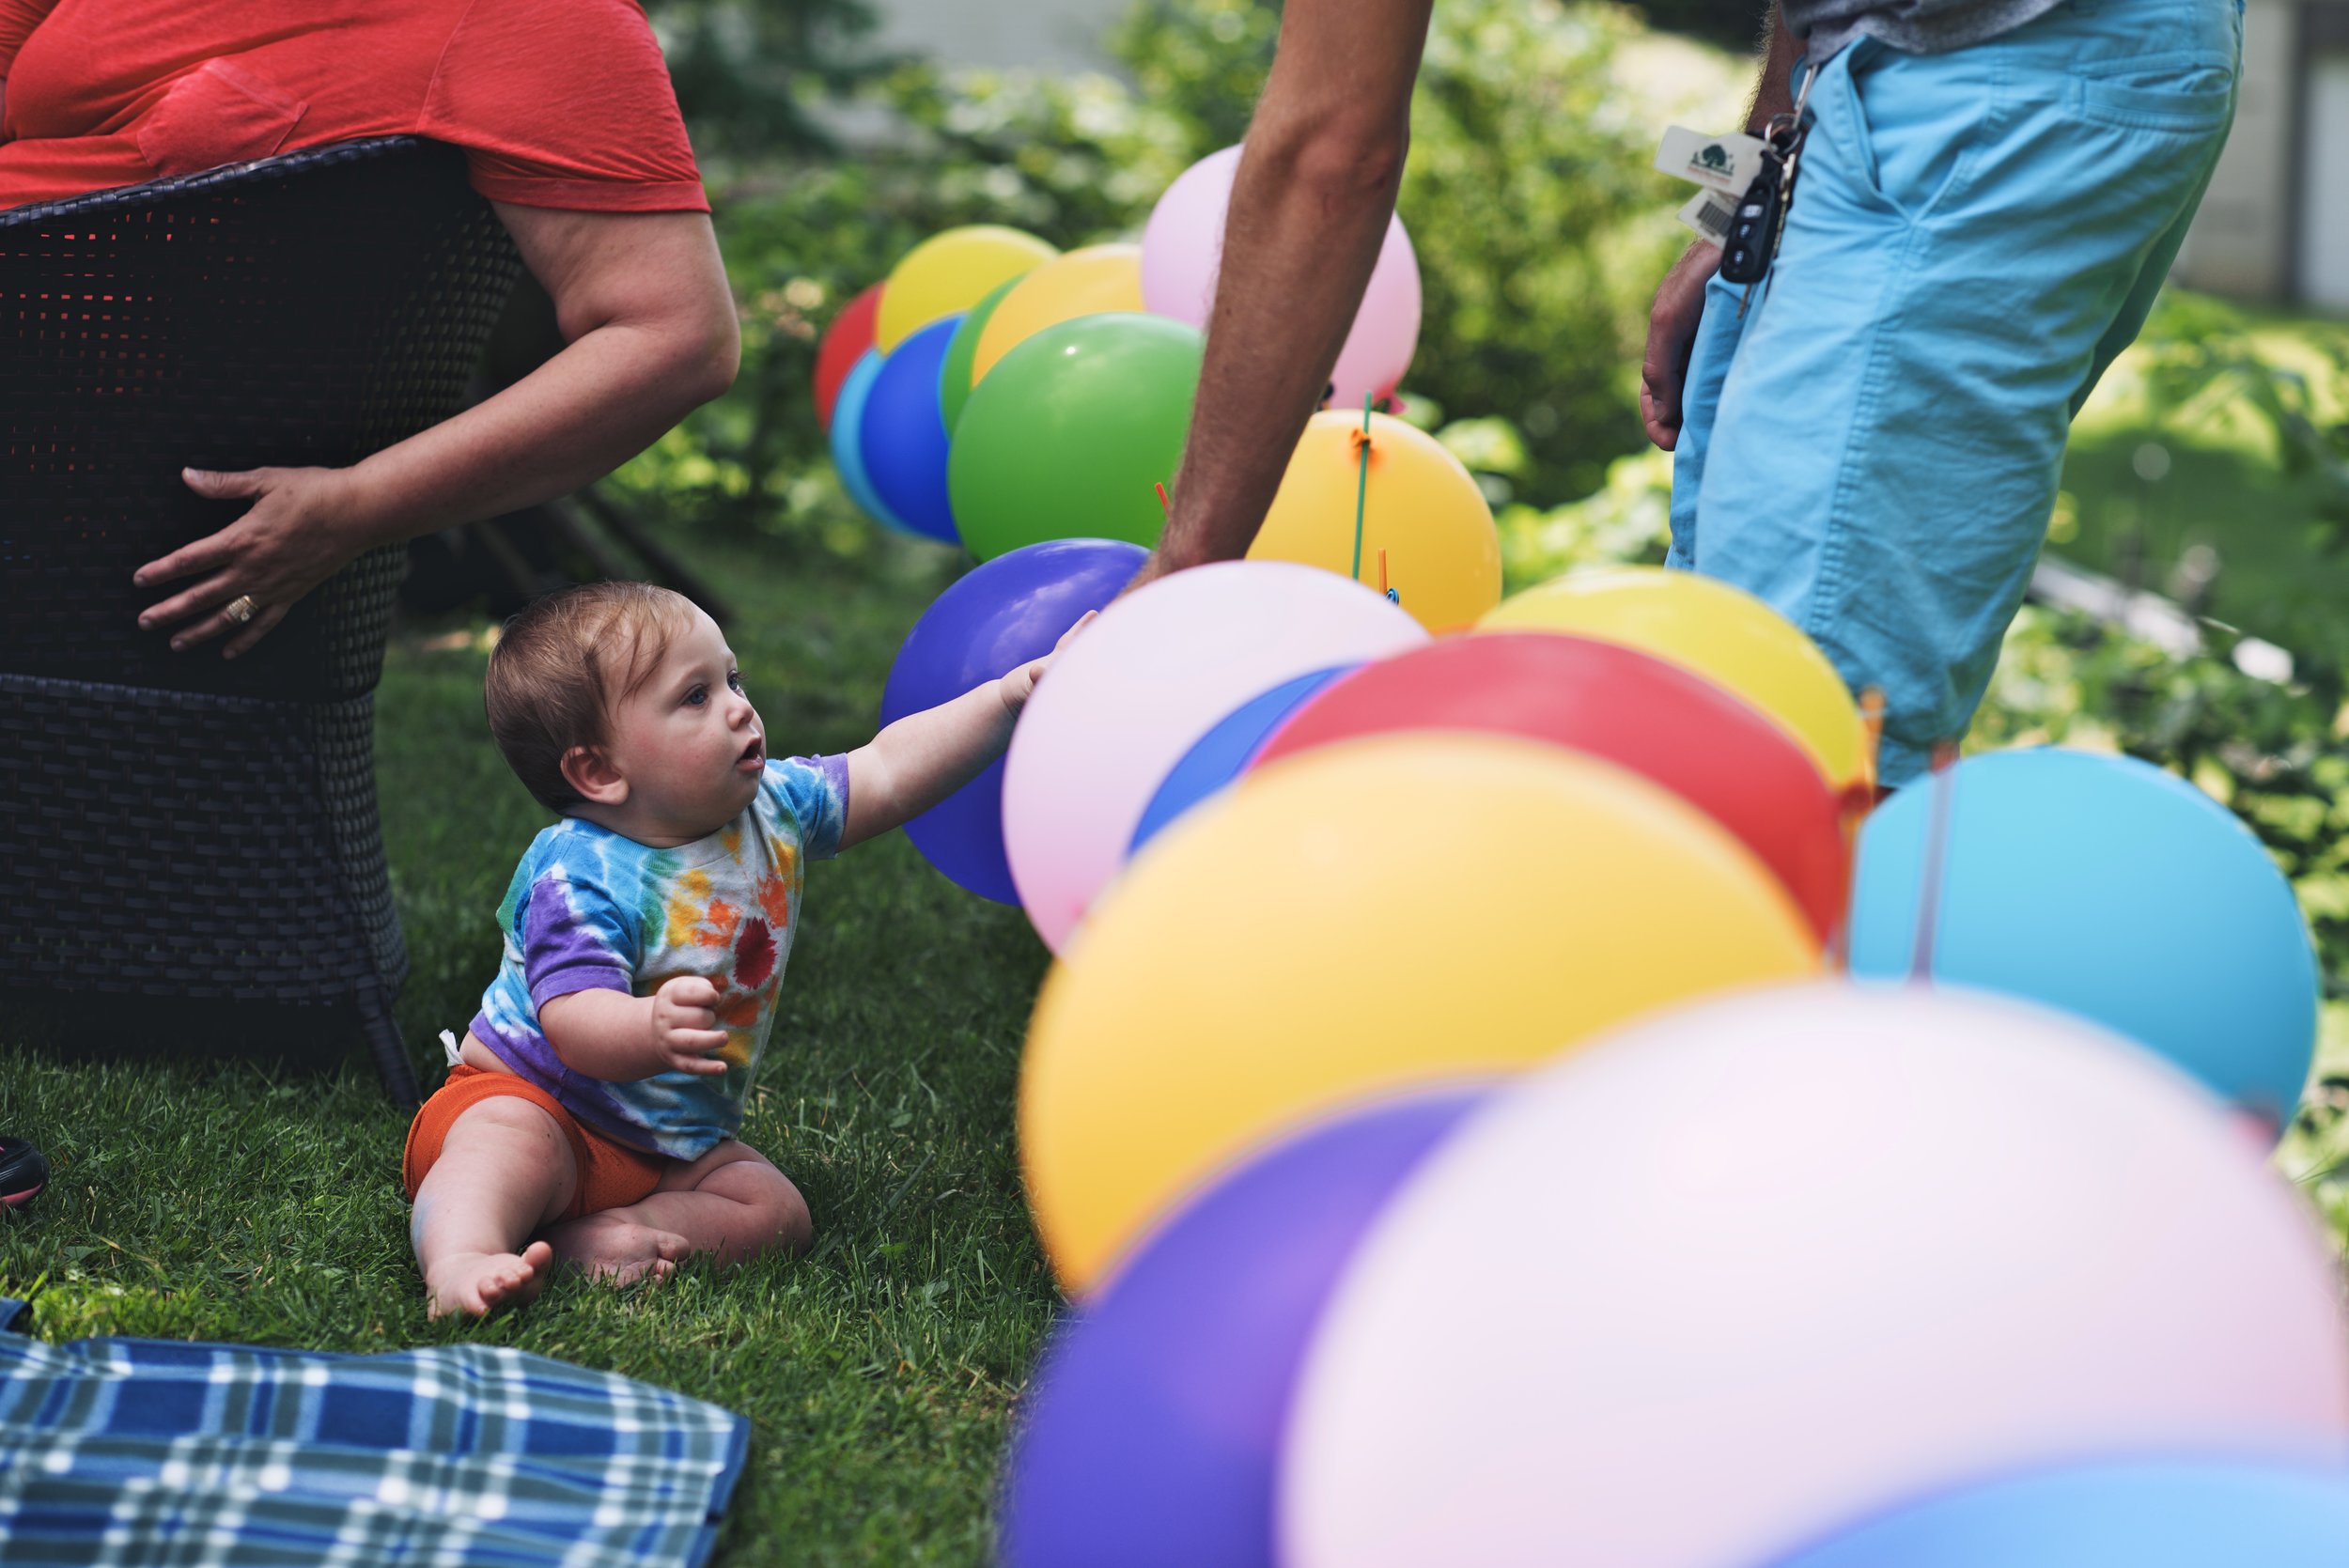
[0,1302,748,1566]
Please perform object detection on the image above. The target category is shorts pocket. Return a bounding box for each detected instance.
[2073,53,2236,133]
[135,58,308,180]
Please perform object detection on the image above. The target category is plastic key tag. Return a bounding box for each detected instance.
[1655,127,1769,195]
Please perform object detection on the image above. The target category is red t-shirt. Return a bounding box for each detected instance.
[0,0,708,212]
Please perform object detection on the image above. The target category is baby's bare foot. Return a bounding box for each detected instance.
[426,1240,553,1320]
[546,1212,693,1287]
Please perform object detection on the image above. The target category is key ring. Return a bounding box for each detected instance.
[1765,59,1819,152]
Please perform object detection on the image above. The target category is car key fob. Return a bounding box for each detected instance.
[1719,153,1785,286]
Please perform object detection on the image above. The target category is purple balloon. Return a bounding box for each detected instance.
[879,538,1145,903]
[1000,1087,1488,1568]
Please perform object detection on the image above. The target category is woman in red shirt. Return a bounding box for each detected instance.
[0,0,738,654]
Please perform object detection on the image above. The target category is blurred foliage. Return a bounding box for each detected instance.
[647,0,893,159]
[1631,0,1771,51]
[2128,292,2349,591]
[1512,426,2349,1016]
[619,0,1689,539]
[634,8,2349,1044]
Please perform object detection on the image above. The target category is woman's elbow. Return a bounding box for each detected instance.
[674,306,739,409]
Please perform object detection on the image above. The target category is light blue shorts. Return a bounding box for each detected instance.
[1668,0,2242,785]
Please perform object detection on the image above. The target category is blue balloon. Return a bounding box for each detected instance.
[1850,748,2319,1125]
[879,538,1145,902]
[859,315,963,544]
[1128,665,1358,856]
[830,348,912,534]
[1769,1459,2349,1567]
[1001,1089,1486,1568]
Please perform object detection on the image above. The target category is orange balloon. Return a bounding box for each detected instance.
[972,245,1145,383]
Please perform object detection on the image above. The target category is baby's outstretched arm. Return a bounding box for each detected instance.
[538,977,730,1081]
[839,613,1091,849]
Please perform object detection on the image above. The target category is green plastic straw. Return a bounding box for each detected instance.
[1351,392,1374,582]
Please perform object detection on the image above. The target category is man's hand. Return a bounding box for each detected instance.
[999,611,1097,712]
[1641,240,1721,452]
[132,466,373,657]
[648,976,730,1078]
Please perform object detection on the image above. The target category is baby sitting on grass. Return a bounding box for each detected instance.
[405,581,1079,1318]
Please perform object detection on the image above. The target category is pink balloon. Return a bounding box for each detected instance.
[1003,561,1425,952]
[1141,145,1422,412]
[1283,985,2349,1568]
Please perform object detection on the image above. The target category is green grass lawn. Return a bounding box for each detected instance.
[0,530,1058,1563]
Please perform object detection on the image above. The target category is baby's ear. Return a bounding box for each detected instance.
[559,744,629,806]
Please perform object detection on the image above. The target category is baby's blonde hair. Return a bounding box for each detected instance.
[484,582,699,813]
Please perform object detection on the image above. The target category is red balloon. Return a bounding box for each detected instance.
[1251,633,1851,942]
[813,283,884,431]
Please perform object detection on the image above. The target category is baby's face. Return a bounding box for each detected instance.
[602,607,765,841]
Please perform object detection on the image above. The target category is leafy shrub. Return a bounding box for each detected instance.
[617,0,1692,539]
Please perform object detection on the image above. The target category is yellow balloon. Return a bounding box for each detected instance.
[972,244,1145,383]
[1020,734,1821,1293]
[875,225,1059,353]
[1247,410,1501,633]
[1479,567,1873,791]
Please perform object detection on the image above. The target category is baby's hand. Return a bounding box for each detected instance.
[1000,612,1097,713]
[648,976,730,1077]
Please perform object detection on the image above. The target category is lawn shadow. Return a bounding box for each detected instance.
[0,989,409,1087]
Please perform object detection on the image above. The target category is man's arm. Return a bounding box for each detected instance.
[1640,4,1799,451]
[1139,0,1434,584]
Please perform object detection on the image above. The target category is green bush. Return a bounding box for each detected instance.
[617,0,1691,538]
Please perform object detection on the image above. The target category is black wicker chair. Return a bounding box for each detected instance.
[0,138,522,1105]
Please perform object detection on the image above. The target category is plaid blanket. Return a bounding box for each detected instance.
[0,1300,748,1567]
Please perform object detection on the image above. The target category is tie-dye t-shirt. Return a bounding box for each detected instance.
[469,755,849,1161]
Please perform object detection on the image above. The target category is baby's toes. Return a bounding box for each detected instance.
[650,1231,692,1263]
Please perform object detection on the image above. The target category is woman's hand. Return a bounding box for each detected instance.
[132,465,374,658]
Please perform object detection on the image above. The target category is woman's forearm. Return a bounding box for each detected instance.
[333,204,738,553]
[331,313,734,551]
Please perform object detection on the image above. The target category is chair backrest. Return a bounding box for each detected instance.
[0,137,522,701]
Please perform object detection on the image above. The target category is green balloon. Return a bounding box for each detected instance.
[940,276,1019,434]
[948,313,1205,561]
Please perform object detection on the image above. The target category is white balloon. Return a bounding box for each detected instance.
[1002,560,1424,952]
[1281,984,2349,1568]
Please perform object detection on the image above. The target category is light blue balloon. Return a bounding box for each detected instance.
[830,348,913,533]
[1850,747,2318,1125]
[1769,1459,2349,1567]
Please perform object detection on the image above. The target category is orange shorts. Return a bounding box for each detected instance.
[402,1064,669,1221]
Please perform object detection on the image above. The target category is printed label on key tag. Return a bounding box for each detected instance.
[1656,127,1768,194]
[1675,189,1740,244]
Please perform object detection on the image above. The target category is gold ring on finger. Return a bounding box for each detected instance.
[223,594,258,625]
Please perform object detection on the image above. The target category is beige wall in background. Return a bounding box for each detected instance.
[2302,50,2349,311]
[2173,0,2296,298]
[869,0,1125,71]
